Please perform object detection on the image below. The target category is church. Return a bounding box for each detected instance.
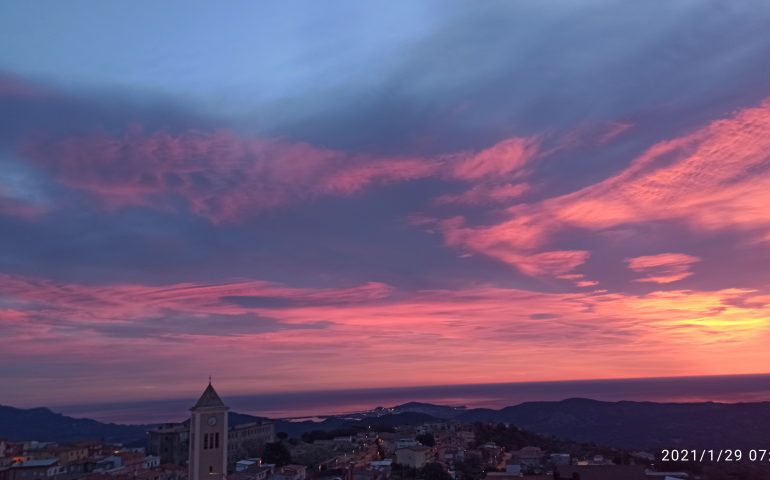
[147,381,275,472]
[188,381,229,480]
[148,382,275,475]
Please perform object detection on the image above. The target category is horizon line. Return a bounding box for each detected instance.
[42,371,770,411]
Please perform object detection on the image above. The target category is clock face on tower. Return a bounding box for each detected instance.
[208,416,217,426]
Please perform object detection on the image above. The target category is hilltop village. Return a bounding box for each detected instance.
[0,384,745,480]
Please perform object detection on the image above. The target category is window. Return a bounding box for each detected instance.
[204,433,209,450]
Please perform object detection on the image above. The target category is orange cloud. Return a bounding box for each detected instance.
[2,273,769,405]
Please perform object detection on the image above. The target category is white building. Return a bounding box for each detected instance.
[144,455,161,469]
[235,458,262,472]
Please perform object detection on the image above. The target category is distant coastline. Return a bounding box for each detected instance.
[49,372,770,424]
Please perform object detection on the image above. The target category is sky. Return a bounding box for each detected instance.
[2,0,770,409]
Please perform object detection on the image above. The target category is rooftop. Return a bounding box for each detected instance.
[192,382,227,410]
[16,459,59,468]
[555,465,648,480]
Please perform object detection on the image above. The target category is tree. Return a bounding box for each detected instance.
[240,439,264,458]
[416,434,436,447]
[419,463,452,480]
[277,432,288,440]
[262,441,292,466]
[455,455,484,480]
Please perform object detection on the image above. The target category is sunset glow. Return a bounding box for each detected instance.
[2,1,770,409]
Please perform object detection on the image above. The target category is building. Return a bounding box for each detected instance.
[644,471,688,479]
[270,465,306,480]
[550,454,570,466]
[478,443,503,465]
[440,447,464,464]
[188,382,229,480]
[231,464,273,480]
[94,455,122,473]
[503,464,521,475]
[149,403,274,468]
[27,445,90,465]
[554,464,648,480]
[148,424,190,466]
[393,439,420,450]
[144,456,161,470]
[134,467,183,480]
[350,467,388,480]
[509,446,544,470]
[485,473,521,480]
[235,459,261,473]
[116,451,147,474]
[395,446,430,469]
[228,422,275,463]
[9,459,64,480]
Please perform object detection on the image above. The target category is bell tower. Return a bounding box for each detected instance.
[188,380,229,480]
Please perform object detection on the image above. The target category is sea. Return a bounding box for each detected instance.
[52,373,770,425]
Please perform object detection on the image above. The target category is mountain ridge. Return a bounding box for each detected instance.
[4,397,770,450]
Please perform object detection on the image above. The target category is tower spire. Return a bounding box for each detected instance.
[189,381,228,480]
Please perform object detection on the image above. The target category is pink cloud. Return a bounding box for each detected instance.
[434,183,531,206]
[0,74,46,98]
[556,273,599,288]
[0,273,393,323]
[449,137,540,181]
[551,97,770,232]
[627,253,701,284]
[424,96,770,278]
[320,156,442,194]
[597,121,633,144]
[0,190,48,219]
[2,273,769,405]
[431,215,588,277]
[19,130,540,222]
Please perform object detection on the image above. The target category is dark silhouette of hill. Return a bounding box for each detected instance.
[388,402,467,418]
[0,405,269,445]
[5,398,770,451]
[453,398,770,450]
[273,412,439,438]
[0,404,152,444]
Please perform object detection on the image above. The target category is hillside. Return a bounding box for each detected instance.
[455,398,770,450]
[0,404,152,444]
[0,405,268,445]
[4,398,770,452]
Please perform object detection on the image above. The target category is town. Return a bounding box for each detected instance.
[1,384,702,480]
